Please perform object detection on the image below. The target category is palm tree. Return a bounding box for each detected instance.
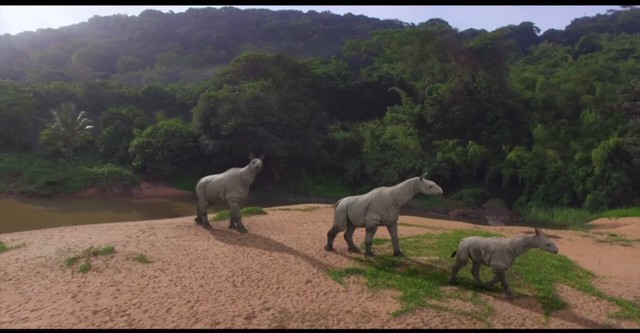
[40,102,94,158]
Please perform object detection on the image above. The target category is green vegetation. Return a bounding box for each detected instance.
[0,7,637,216]
[0,240,26,253]
[130,253,153,264]
[63,245,116,273]
[213,206,268,221]
[522,206,640,230]
[327,230,640,323]
[601,207,640,219]
[0,153,141,196]
[293,176,353,199]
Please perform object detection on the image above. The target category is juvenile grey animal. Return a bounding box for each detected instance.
[194,154,264,233]
[449,227,559,299]
[324,172,443,257]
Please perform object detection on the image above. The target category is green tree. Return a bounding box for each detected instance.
[39,102,95,158]
[97,106,151,164]
[128,118,198,178]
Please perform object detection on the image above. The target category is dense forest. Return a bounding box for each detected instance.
[1,6,639,213]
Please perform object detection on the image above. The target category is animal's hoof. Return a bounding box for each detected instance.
[237,227,248,234]
[505,294,515,300]
[228,224,236,229]
[393,251,404,257]
[347,247,361,253]
[324,245,334,252]
[364,252,375,257]
[201,223,212,230]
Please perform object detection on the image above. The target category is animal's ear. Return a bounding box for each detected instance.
[259,154,264,161]
[249,153,255,160]
[420,171,428,180]
[534,227,540,236]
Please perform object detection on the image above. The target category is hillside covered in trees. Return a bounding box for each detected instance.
[1,6,639,214]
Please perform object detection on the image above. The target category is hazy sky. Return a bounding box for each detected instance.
[0,5,621,36]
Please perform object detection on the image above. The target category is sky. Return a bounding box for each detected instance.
[0,5,622,36]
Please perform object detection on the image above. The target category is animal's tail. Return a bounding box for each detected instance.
[450,250,457,258]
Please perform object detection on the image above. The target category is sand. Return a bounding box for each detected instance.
[0,204,638,328]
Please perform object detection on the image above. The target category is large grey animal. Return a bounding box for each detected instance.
[324,172,443,257]
[194,154,264,233]
[448,227,559,299]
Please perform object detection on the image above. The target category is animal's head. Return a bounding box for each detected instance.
[248,153,264,173]
[417,171,443,196]
[531,227,559,254]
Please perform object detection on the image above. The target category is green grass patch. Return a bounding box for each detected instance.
[213,206,267,221]
[130,253,152,264]
[522,206,640,230]
[63,244,116,273]
[293,176,353,199]
[522,206,600,230]
[0,240,26,253]
[600,207,640,219]
[327,229,640,323]
[78,259,92,273]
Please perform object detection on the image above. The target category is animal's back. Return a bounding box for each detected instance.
[459,236,513,269]
[336,187,393,228]
[196,167,248,203]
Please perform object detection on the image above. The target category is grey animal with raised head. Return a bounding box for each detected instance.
[194,153,264,233]
[324,172,443,257]
[448,227,559,299]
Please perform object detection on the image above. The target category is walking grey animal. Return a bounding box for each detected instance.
[194,153,264,233]
[324,172,443,257]
[448,227,559,299]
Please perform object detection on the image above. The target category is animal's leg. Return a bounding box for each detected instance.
[448,258,467,285]
[364,226,378,257]
[324,225,341,252]
[196,200,212,229]
[484,275,500,290]
[228,201,247,233]
[326,204,347,252]
[344,220,360,253]
[492,268,514,299]
[471,261,484,287]
[386,222,403,257]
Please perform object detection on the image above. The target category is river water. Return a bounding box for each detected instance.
[0,192,466,234]
[0,193,318,234]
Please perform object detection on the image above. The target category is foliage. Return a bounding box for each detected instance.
[97,105,151,164]
[192,52,330,180]
[0,8,639,210]
[0,153,140,195]
[129,118,199,178]
[39,102,94,159]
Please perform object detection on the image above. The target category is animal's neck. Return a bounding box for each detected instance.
[240,165,258,184]
[509,235,535,257]
[389,178,419,208]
